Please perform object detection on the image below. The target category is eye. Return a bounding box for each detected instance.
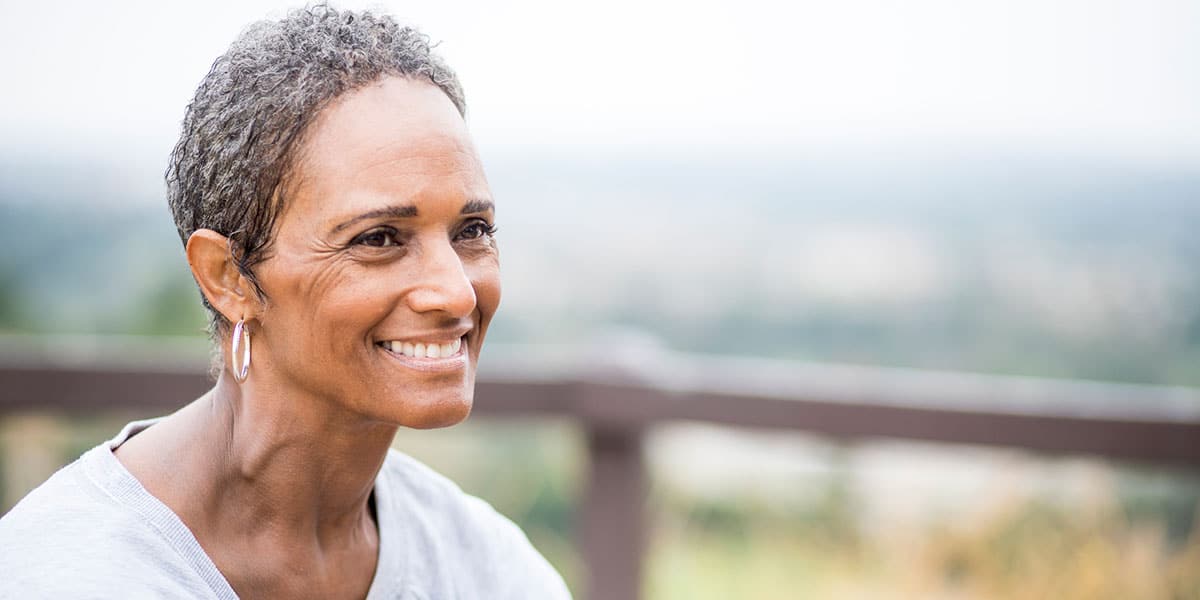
[352,227,401,247]
[457,219,497,241]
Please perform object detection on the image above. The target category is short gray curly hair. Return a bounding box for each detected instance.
[166,4,466,338]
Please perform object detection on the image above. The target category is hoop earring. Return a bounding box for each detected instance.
[231,319,252,382]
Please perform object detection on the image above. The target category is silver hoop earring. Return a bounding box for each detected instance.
[231,319,252,382]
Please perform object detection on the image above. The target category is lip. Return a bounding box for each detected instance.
[377,335,469,373]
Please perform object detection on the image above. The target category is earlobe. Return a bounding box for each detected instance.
[186,229,253,323]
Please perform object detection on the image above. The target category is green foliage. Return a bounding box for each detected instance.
[647,484,1200,600]
[0,265,24,331]
[126,273,208,337]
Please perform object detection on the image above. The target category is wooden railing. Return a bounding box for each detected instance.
[3,335,1200,600]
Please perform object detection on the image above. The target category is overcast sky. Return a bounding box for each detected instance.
[2,0,1198,166]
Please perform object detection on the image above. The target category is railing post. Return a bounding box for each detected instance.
[580,424,646,600]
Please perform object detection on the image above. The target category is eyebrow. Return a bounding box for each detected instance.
[330,205,418,234]
[330,199,495,234]
[460,199,494,215]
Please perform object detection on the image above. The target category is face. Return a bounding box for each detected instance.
[247,76,500,429]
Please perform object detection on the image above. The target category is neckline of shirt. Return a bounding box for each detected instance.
[77,417,405,599]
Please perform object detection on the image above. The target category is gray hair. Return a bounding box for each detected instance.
[165,4,466,339]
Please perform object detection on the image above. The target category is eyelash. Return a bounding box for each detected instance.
[457,220,498,241]
[351,227,401,248]
[350,220,497,248]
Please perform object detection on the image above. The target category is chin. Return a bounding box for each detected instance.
[393,393,474,430]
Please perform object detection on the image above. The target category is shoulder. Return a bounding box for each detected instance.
[1,456,136,562]
[0,451,213,598]
[378,449,522,550]
[377,449,572,599]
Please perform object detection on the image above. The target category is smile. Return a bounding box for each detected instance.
[376,336,468,372]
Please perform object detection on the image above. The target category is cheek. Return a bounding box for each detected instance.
[470,258,501,326]
[261,258,394,344]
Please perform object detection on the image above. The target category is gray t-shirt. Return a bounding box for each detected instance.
[0,419,571,599]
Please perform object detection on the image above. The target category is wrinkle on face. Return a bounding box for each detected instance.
[242,75,500,427]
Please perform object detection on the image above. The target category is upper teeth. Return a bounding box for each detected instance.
[383,338,462,358]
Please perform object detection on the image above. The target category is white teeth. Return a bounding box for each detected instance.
[383,338,464,358]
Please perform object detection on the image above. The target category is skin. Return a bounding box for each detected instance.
[114,76,500,599]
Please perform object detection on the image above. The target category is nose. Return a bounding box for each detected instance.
[405,238,477,318]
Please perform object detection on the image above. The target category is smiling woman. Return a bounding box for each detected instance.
[214,75,501,431]
[0,6,568,599]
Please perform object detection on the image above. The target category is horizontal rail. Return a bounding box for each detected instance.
[2,357,1199,467]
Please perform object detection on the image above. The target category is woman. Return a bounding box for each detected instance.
[0,6,571,599]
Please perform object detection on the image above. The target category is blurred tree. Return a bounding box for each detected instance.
[127,273,208,337]
[0,266,25,332]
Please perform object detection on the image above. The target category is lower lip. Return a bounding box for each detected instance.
[378,337,469,373]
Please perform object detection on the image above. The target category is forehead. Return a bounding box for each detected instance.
[287,76,488,220]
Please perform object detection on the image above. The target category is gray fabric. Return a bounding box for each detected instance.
[0,419,571,599]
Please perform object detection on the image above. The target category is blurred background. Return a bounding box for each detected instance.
[2,0,1199,598]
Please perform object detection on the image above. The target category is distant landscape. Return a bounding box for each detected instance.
[4,149,1200,599]
[2,149,1199,387]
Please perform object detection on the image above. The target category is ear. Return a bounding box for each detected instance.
[186,229,260,323]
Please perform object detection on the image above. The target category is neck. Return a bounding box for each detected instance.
[186,371,399,545]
